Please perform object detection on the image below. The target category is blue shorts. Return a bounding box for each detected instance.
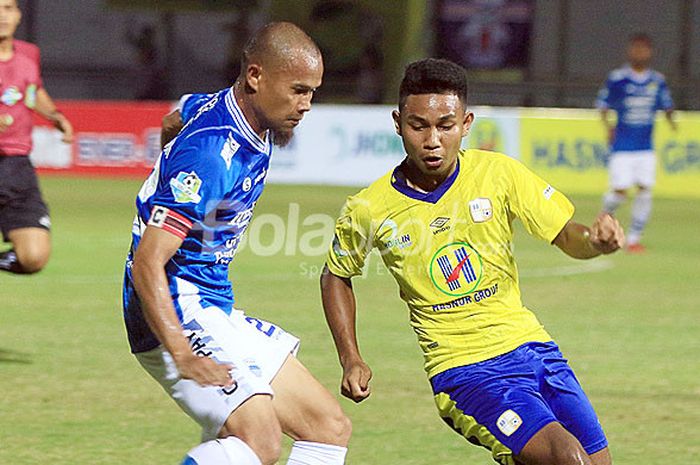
[430,341,607,464]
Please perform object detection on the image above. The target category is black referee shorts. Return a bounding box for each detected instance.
[0,155,51,242]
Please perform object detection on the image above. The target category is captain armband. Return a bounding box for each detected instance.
[148,205,193,239]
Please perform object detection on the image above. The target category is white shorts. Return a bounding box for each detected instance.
[135,308,300,442]
[608,150,656,190]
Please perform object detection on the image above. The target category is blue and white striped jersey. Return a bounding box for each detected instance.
[123,87,271,353]
[596,65,673,152]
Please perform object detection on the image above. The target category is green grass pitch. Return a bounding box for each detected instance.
[1,176,698,464]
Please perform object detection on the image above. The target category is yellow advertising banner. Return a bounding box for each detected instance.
[520,109,700,198]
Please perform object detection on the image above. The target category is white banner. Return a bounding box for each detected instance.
[268,104,520,186]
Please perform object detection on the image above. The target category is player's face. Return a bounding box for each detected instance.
[628,40,652,68]
[253,53,323,147]
[393,93,473,180]
[0,0,20,40]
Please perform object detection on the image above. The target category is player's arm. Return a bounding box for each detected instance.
[320,265,372,403]
[600,108,615,145]
[132,225,233,387]
[34,87,73,143]
[161,109,184,149]
[553,213,625,259]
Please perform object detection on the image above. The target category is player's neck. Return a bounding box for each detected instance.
[233,81,267,140]
[403,159,457,193]
[0,37,14,60]
[630,63,649,73]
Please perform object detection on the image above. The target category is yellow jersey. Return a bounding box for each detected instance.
[326,149,575,378]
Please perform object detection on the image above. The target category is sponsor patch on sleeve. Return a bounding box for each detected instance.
[148,205,193,239]
[170,171,203,204]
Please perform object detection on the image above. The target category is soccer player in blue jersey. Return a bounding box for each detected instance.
[122,23,351,465]
[596,33,676,253]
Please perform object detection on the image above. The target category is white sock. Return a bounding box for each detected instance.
[602,191,625,214]
[286,441,347,465]
[628,190,652,244]
[182,437,262,465]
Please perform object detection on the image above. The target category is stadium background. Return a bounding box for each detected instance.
[2,1,699,464]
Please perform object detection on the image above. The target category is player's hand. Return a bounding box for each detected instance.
[589,212,625,254]
[0,114,12,133]
[341,359,372,403]
[54,114,74,144]
[174,353,235,388]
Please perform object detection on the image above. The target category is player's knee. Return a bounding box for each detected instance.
[323,406,352,446]
[15,249,49,273]
[234,424,282,465]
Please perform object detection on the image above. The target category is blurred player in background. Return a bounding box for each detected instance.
[0,0,73,274]
[596,33,675,253]
[321,58,624,465]
[123,22,351,465]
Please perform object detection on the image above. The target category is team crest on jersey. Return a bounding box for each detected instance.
[1,86,22,106]
[170,171,202,204]
[468,198,493,223]
[429,242,483,296]
[220,133,239,169]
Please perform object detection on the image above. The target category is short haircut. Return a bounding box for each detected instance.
[629,32,652,46]
[399,58,468,110]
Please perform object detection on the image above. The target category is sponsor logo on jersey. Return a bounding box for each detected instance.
[1,86,22,106]
[170,171,202,204]
[429,242,483,296]
[242,177,252,192]
[430,217,451,235]
[496,409,522,436]
[220,133,240,169]
[468,198,493,223]
[380,218,412,249]
[254,167,267,185]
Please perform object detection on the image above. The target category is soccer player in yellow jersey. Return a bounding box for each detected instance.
[320,58,625,465]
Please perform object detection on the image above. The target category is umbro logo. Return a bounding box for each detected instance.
[430,217,450,228]
[430,217,451,235]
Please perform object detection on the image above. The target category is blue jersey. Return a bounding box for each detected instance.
[123,87,271,353]
[596,65,673,152]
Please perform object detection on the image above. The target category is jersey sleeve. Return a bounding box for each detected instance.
[655,77,674,111]
[595,77,613,109]
[326,195,374,278]
[147,134,229,236]
[179,93,216,123]
[505,158,575,243]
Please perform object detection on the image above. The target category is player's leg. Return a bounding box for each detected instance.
[626,151,655,250]
[270,355,351,464]
[602,152,631,215]
[516,422,592,465]
[184,394,282,465]
[0,156,51,274]
[523,342,610,465]
[2,227,51,273]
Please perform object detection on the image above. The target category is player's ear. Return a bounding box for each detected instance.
[245,64,263,93]
[392,110,402,136]
[462,111,475,137]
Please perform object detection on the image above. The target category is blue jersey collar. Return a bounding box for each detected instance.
[391,158,460,204]
[225,88,270,155]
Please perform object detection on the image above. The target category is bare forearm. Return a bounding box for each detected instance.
[553,221,600,259]
[35,87,62,122]
[132,262,191,359]
[320,266,363,366]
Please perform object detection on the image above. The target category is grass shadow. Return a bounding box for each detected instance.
[0,348,33,364]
